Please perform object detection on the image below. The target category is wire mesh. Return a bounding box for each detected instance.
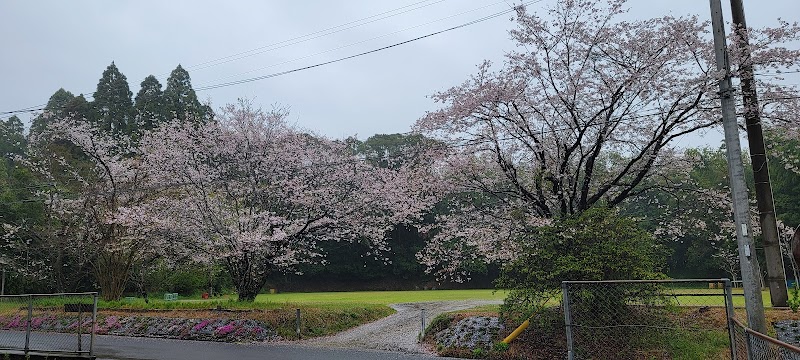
[0,295,29,352]
[733,319,750,360]
[732,317,800,360]
[563,279,734,360]
[0,292,96,356]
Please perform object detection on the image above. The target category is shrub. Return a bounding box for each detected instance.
[495,207,665,322]
[425,313,456,337]
[492,341,509,352]
[789,285,800,313]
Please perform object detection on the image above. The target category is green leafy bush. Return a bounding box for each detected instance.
[496,207,665,322]
[789,285,800,313]
[492,341,509,352]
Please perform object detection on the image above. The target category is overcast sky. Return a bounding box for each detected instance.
[1,0,798,146]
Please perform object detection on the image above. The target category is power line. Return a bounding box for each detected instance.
[755,70,800,76]
[196,2,534,91]
[195,0,512,87]
[2,0,799,119]
[0,93,96,117]
[179,0,450,75]
[0,1,522,117]
[1,0,452,116]
[0,108,46,116]
[0,104,47,116]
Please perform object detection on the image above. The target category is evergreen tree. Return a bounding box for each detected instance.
[164,65,210,123]
[766,131,800,227]
[0,116,26,157]
[134,75,166,131]
[92,62,134,135]
[31,89,75,135]
[64,95,91,121]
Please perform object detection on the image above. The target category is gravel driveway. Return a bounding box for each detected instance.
[299,300,502,354]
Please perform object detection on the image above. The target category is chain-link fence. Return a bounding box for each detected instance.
[0,292,97,357]
[562,279,736,360]
[732,315,800,360]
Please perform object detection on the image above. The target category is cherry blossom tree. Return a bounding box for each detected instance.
[778,222,800,284]
[142,102,429,301]
[415,0,800,279]
[25,119,158,300]
[653,182,744,282]
[645,153,800,286]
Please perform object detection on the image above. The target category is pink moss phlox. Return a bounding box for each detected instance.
[215,323,237,336]
[31,317,44,328]
[7,316,22,328]
[192,320,210,332]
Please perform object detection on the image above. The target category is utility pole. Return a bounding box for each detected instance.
[710,0,766,333]
[730,0,788,308]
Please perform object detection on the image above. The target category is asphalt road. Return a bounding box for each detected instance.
[95,335,457,360]
[1,331,460,360]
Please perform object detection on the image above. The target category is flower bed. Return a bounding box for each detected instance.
[0,314,279,342]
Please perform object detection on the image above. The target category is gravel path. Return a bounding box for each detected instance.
[299,300,502,354]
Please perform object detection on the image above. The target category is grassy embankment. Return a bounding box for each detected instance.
[1,289,506,339]
[106,289,506,337]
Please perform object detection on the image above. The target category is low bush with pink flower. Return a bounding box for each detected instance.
[0,313,278,342]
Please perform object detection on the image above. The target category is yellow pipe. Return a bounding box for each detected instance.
[501,319,530,344]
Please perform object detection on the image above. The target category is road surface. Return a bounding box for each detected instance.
[0,332,447,360]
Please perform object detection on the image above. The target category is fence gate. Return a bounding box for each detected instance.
[0,292,97,358]
[562,279,736,360]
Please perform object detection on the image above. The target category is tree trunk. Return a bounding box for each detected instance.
[237,287,260,302]
[792,228,800,283]
[227,259,269,302]
[95,253,130,301]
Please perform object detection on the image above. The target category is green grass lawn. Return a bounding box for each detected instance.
[253,289,507,305]
[2,287,772,311]
[34,289,507,312]
[669,288,772,308]
[89,286,770,311]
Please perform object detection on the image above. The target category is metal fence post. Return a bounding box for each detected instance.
[724,279,737,360]
[744,331,754,360]
[24,294,32,353]
[296,308,301,339]
[562,282,575,360]
[421,308,426,340]
[90,293,97,356]
[78,299,83,352]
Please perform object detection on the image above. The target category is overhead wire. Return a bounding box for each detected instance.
[1,0,453,116]
[0,0,524,117]
[1,93,96,117]
[3,0,800,118]
[0,0,798,131]
[195,0,513,87]
[178,0,450,75]
[755,70,800,76]
[195,1,538,91]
